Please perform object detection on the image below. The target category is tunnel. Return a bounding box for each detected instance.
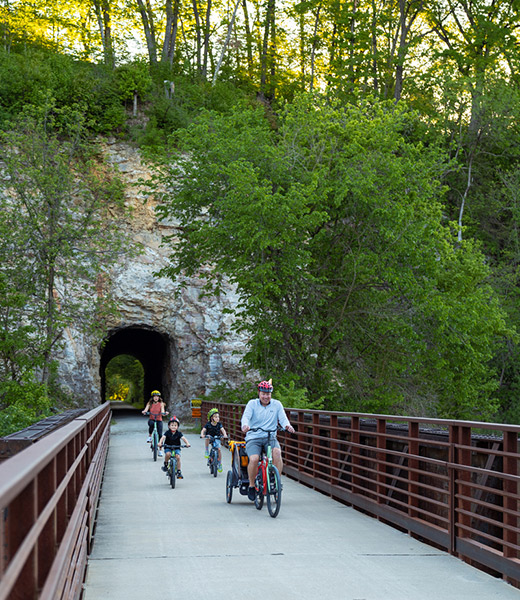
[99,326,172,408]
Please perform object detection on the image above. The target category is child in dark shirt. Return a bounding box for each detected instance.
[200,408,228,472]
[159,417,191,478]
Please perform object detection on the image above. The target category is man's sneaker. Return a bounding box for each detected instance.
[218,462,223,473]
[146,437,151,443]
[247,486,256,501]
[204,452,210,459]
[158,450,163,457]
[177,470,184,479]
[161,465,168,472]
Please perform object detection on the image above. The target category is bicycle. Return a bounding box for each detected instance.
[163,444,188,489]
[204,435,225,477]
[144,412,167,462]
[249,427,283,518]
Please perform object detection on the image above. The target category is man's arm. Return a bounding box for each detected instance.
[241,400,253,433]
[277,402,295,433]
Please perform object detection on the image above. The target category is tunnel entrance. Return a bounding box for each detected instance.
[100,326,171,408]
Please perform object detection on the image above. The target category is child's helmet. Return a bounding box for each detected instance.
[151,390,161,396]
[169,416,180,424]
[207,408,219,420]
[257,380,273,393]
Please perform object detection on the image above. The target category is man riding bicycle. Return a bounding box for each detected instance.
[241,379,295,501]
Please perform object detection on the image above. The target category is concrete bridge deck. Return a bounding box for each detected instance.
[83,412,520,600]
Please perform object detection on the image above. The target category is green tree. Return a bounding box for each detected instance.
[0,100,132,391]
[153,94,512,419]
[105,354,144,404]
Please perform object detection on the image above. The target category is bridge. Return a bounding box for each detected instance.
[1,402,520,599]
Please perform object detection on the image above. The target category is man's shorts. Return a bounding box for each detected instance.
[164,445,181,455]
[245,436,280,457]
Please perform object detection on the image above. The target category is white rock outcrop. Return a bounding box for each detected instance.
[56,140,250,415]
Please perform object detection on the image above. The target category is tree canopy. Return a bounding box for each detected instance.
[2,0,520,424]
[154,95,512,419]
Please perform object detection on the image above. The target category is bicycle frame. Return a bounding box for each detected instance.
[145,412,166,462]
[164,445,187,488]
[205,435,221,477]
[257,432,274,493]
[250,427,283,518]
[167,450,178,488]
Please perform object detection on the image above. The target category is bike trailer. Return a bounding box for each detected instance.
[228,440,249,495]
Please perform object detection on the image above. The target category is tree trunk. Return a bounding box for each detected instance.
[192,0,203,74]
[309,3,322,92]
[212,0,242,85]
[347,0,358,88]
[162,0,180,65]
[202,0,212,79]
[394,0,424,101]
[93,0,114,68]
[136,0,158,64]
[260,0,275,99]
[241,0,254,76]
[370,0,379,94]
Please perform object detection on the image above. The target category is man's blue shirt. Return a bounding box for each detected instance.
[241,397,290,441]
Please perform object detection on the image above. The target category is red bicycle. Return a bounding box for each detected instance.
[250,427,283,518]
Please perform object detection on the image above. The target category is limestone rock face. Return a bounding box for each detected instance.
[56,140,250,416]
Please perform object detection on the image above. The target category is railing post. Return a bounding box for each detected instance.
[38,461,57,590]
[377,418,387,506]
[408,421,419,524]
[330,414,338,489]
[296,411,305,472]
[449,424,456,554]
[450,424,472,557]
[503,430,518,582]
[312,412,320,480]
[351,416,360,495]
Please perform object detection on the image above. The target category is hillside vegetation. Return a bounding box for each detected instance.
[1,0,520,431]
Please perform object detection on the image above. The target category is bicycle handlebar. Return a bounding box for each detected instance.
[249,426,284,433]
[159,444,190,449]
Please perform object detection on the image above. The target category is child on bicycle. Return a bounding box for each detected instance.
[142,390,168,456]
[200,408,228,472]
[159,416,191,478]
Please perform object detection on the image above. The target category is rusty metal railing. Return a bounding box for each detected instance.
[0,403,110,600]
[205,401,520,587]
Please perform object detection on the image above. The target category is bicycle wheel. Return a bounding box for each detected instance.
[226,470,233,503]
[266,465,282,518]
[212,450,218,477]
[169,458,176,489]
[152,431,158,461]
[254,474,264,510]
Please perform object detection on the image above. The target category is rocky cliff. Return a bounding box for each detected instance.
[57,140,249,416]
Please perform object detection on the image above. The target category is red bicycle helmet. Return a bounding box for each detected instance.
[258,380,273,393]
[169,416,180,424]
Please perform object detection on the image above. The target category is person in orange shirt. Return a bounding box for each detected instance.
[142,390,168,456]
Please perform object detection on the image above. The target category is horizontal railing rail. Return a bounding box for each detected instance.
[0,403,111,600]
[206,401,520,587]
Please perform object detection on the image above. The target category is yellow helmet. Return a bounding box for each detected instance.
[151,390,161,397]
[207,408,219,420]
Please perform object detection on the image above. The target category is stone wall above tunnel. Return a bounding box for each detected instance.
[54,140,251,417]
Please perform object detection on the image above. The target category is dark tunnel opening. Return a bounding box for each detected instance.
[100,327,171,408]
